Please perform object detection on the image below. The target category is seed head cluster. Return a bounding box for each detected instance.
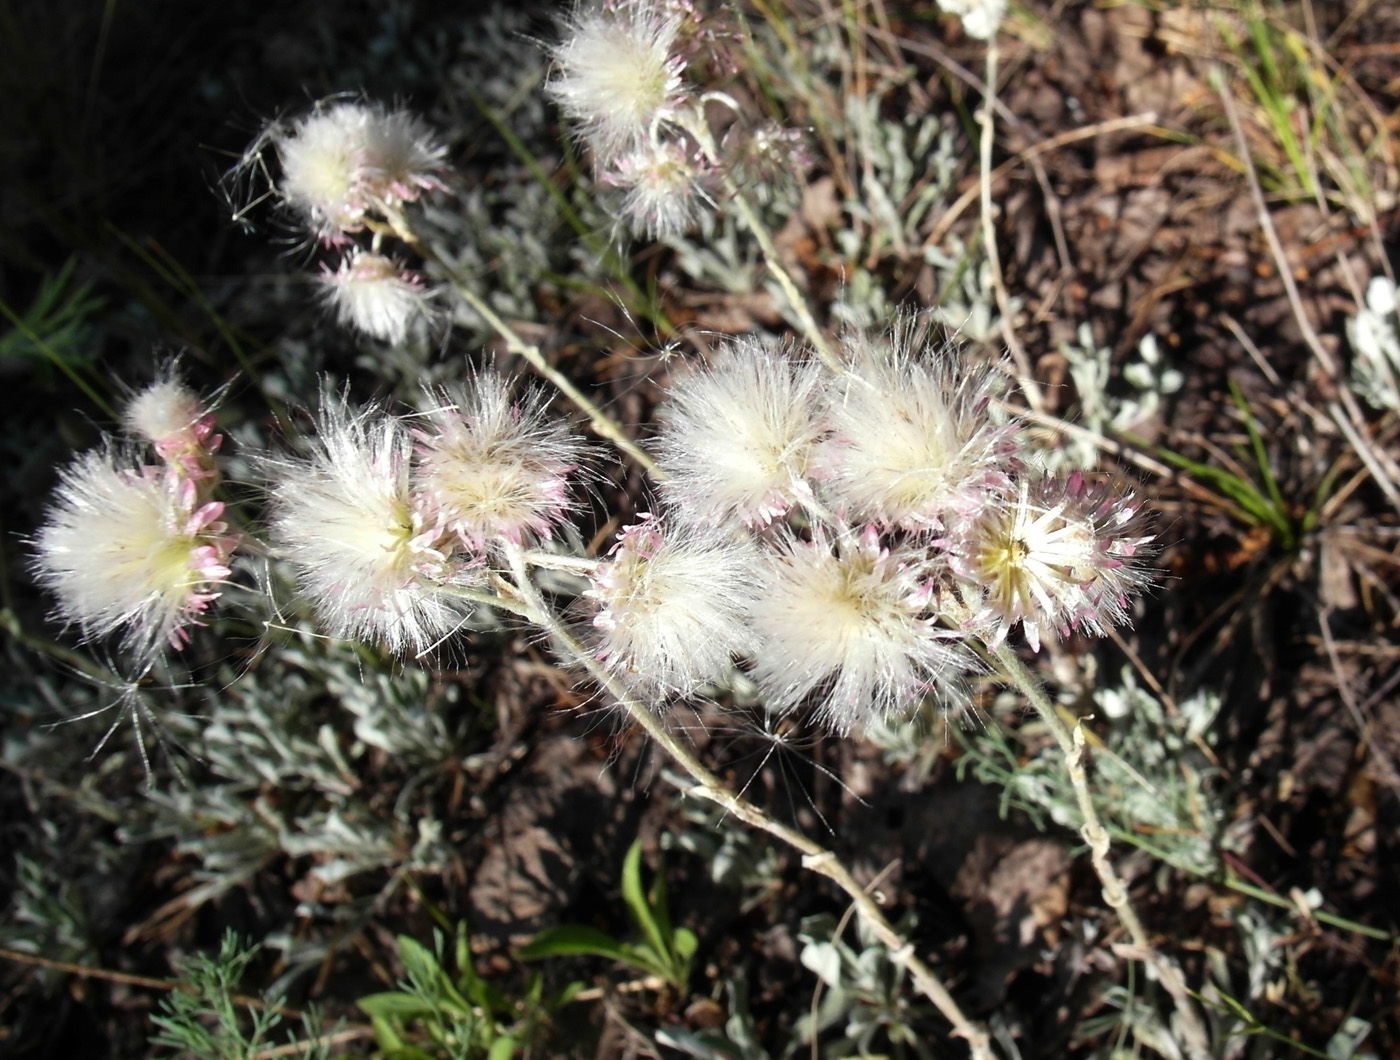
[585,321,1156,732]
[546,0,808,240]
[264,376,582,654]
[34,325,1153,730]
[234,100,449,347]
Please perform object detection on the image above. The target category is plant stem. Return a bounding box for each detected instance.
[723,180,844,375]
[390,218,660,477]
[501,543,997,1060]
[990,643,1212,1060]
[978,40,1044,412]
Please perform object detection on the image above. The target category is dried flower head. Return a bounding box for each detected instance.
[267,399,471,654]
[586,515,754,701]
[653,338,827,527]
[124,376,220,477]
[819,326,1017,531]
[414,375,583,551]
[950,472,1154,651]
[33,450,237,664]
[319,249,431,344]
[547,0,687,161]
[748,526,966,733]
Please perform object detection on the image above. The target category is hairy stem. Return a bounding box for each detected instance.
[990,643,1212,1060]
[500,542,997,1060]
[724,181,844,375]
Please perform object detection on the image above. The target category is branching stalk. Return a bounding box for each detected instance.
[990,643,1212,1060]
[500,542,997,1060]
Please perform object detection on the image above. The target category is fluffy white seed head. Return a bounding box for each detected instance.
[653,339,827,527]
[356,107,448,204]
[124,377,220,475]
[33,451,237,665]
[748,526,966,733]
[819,326,1017,531]
[319,249,430,344]
[276,103,372,238]
[547,0,687,162]
[586,516,755,701]
[275,102,446,241]
[267,400,471,654]
[950,472,1154,652]
[414,375,583,552]
[606,139,712,239]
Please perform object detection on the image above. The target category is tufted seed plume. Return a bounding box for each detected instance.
[356,106,449,206]
[124,376,221,479]
[653,338,827,527]
[585,515,755,701]
[546,0,688,163]
[319,249,431,344]
[413,374,583,552]
[605,138,713,240]
[33,450,238,665]
[748,526,967,733]
[818,324,1018,532]
[266,398,472,655]
[273,101,446,242]
[949,472,1155,652]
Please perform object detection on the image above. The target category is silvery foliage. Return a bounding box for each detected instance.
[664,10,963,338]
[667,211,764,296]
[657,910,939,1060]
[793,912,936,1059]
[1055,324,1183,469]
[961,668,1229,877]
[1084,900,1380,1060]
[666,798,786,910]
[113,629,462,926]
[2,654,151,965]
[924,236,1022,346]
[1346,274,1400,411]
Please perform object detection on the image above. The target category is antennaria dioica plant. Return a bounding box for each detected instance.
[14,2,1389,1058]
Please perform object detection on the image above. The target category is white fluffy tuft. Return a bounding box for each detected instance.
[33,450,237,665]
[266,398,472,654]
[585,516,755,701]
[818,327,1016,531]
[414,375,583,551]
[319,249,430,344]
[654,338,827,527]
[748,526,966,733]
[547,0,686,162]
[275,101,446,241]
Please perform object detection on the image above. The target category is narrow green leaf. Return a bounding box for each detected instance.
[367,1011,408,1050]
[621,840,669,967]
[517,925,634,963]
[358,991,436,1022]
